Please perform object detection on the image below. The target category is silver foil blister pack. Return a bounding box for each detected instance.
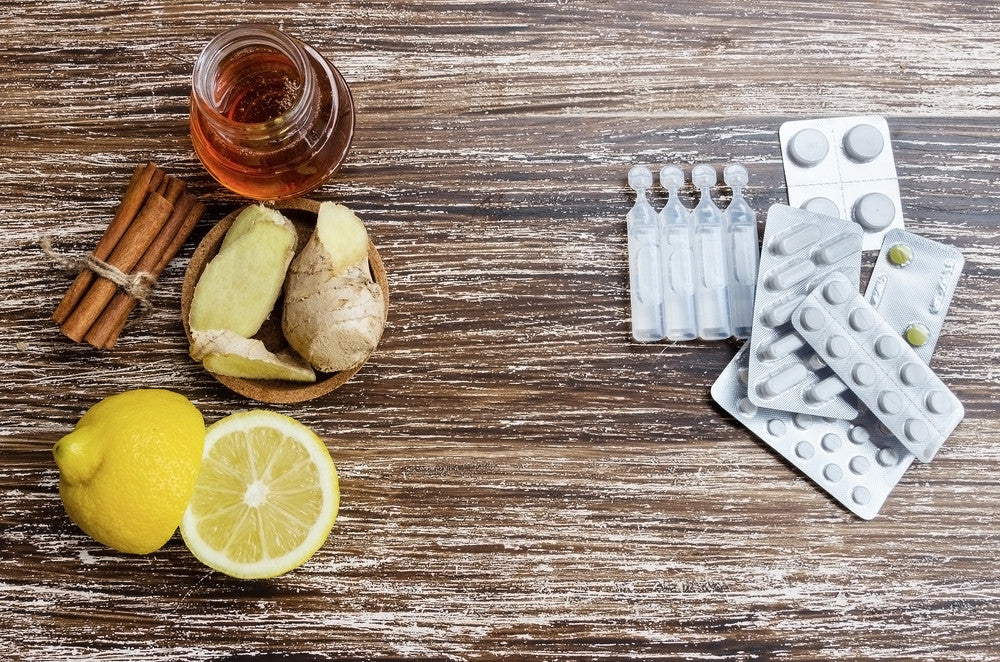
[780,115,903,250]
[791,272,964,463]
[747,204,863,419]
[712,344,914,519]
[865,229,965,364]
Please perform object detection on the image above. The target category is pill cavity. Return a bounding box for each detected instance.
[760,295,806,328]
[904,418,929,442]
[823,463,843,482]
[766,258,817,291]
[899,362,927,387]
[852,192,896,231]
[788,128,830,167]
[826,336,851,359]
[887,243,913,267]
[758,363,809,398]
[821,433,842,452]
[876,446,899,467]
[852,363,877,387]
[849,307,875,332]
[737,367,750,385]
[799,306,826,332]
[852,486,872,505]
[795,441,815,460]
[822,279,853,305]
[807,375,848,403]
[874,334,902,360]
[737,397,758,416]
[793,413,815,430]
[773,223,823,256]
[905,323,930,348]
[849,425,871,445]
[843,123,885,163]
[812,234,863,266]
[759,332,806,361]
[849,455,870,475]
[801,197,840,218]
[878,390,903,415]
[766,419,787,437]
[925,390,952,415]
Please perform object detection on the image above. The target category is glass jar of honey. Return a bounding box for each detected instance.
[190,24,354,200]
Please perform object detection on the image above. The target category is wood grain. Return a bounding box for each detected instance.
[3,1,1000,660]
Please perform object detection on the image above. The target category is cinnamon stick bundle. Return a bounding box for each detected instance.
[52,162,205,349]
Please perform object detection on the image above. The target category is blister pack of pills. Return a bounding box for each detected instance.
[712,344,914,519]
[626,164,760,343]
[780,115,903,251]
[747,204,863,420]
[791,272,965,463]
[865,229,965,364]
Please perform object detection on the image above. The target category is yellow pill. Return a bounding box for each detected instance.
[905,323,930,347]
[887,243,913,266]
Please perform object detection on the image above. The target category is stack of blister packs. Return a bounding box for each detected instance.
[709,115,965,519]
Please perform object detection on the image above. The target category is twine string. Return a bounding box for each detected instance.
[41,236,156,320]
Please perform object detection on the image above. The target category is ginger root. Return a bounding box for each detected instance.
[191,329,316,383]
[282,202,387,373]
[188,204,297,337]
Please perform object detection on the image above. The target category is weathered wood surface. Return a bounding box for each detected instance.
[3,1,1000,659]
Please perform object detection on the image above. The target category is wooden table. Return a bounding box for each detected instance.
[4,1,999,659]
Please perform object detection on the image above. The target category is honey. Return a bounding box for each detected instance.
[190,25,354,200]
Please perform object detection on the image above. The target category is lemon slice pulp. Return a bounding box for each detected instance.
[180,410,339,578]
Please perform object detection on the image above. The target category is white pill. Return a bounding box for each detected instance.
[798,306,826,332]
[737,397,758,416]
[849,307,875,332]
[824,463,843,482]
[852,192,896,231]
[737,367,750,385]
[766,419,787,437]
[773,224,823,256]
[925,390,953,415]
[904,418,929,442]
[761,295,806,327]
[801,197,841,218]
[826,336,851,359]
[823,279,853,305]
[793,413,815,430]
[788,128,830,167]
[849,456,870,475]
[853,363,877,387]
[878,390,903,415]
[849,425,871,444]
[852,486,872,506]
[759,333,806,361]
[758,363,809,398]
[812,234,863,266]
[795,441,815,460]
[806,375,848,403]
[876,446,899,467]
[843,123,885,163]
[766,258,817,291]
[899,362,927,387]
[875,334,902,360]
[821,433,842,452]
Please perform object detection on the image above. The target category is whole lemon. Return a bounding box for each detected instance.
[53,389,205,554]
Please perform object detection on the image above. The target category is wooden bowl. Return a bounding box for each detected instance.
[181,198,389,403]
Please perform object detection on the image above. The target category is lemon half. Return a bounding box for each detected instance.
[180,410,339,579]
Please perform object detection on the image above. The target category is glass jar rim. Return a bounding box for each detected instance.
[191,23,315,131]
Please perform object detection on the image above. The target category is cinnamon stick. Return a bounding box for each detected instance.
[86,194,205,349]
[52,162,162,324]
[59,191,174,342]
